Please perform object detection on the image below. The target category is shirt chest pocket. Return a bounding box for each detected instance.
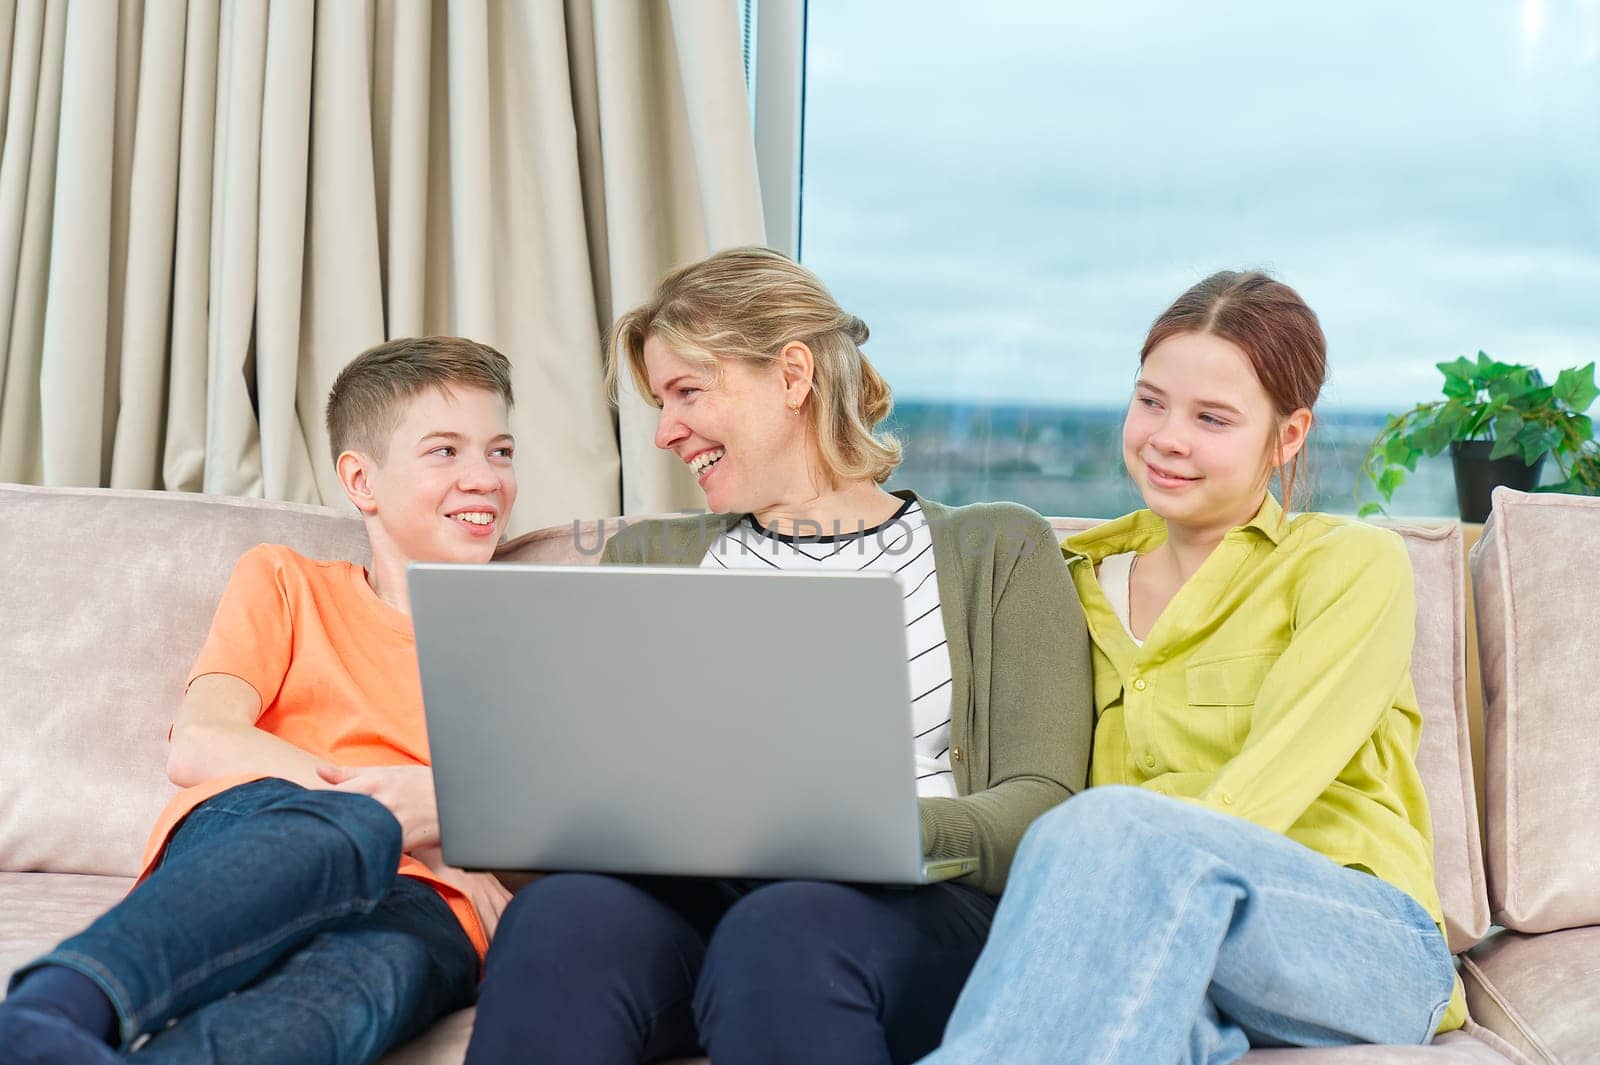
[1182,652,1277,753]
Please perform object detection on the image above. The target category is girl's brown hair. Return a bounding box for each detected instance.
[606,246,901,485]
[1142,271,1326,512]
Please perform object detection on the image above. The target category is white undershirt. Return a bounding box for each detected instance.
[702,499,958,798]
[1097,550,1143,646]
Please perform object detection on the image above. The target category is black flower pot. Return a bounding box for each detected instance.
[1451,441,1544,523]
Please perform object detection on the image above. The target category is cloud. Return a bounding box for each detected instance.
[801,0,1600,409]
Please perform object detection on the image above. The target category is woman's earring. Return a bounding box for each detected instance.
[788,402,802,415]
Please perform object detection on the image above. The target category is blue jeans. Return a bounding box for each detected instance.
[466,874,999,1065]
[922,787,1456,1065]
[10,778,477,1064]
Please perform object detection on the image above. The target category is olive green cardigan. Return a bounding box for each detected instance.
[601,491,1093,894]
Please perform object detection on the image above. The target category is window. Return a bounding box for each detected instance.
[801,2,1600,517]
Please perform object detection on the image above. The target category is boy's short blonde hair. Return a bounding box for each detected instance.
[325,336,514,464]
[605,246,902,485]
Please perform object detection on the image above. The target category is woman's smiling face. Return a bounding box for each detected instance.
[644,333,811,515]
[1122,331,1286,533]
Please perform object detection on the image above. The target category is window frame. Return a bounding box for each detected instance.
[748,0,807,257]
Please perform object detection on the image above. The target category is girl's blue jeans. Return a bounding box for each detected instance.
[922,786,1456,1065]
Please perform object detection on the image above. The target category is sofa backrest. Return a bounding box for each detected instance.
[1471,487,1600,934]
[0,485,370,877]
[1049,515,1492,953]
[494,518,626,565]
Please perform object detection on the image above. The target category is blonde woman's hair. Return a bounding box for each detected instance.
[605,246,901,485]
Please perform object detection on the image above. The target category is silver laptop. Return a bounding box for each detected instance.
[408,562,979,885]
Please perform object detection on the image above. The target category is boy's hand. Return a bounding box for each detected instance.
[410,845,518,941]
[318,764,441,852]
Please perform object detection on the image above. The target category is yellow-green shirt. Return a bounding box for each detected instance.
[1063,494,1465,1033]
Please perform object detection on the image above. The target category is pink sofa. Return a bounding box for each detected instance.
[2,482,1591,1062]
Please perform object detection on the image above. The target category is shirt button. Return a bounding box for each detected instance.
[1221,793,1234,806]
[1143,753,1156,769]
[952,746,963,763]
[1132,678,1148,692]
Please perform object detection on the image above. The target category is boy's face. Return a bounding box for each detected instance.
[355,385,517,566]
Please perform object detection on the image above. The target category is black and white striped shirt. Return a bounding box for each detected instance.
[701,498,957,798]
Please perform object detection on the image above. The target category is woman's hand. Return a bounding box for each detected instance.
[318,763,440,853]
[410,845,518,941]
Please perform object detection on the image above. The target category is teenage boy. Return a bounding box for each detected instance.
[0,337,519,1064]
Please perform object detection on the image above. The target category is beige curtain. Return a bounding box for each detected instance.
[0,0,764,531]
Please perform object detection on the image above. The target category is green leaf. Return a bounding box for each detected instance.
[1489,410,1525,459]
[1535,463,1599,496]
[1412,403,1459,453]
[1383,434,1413,467]
[1515,423,1560,465]
[1377,466,1406,499]
[1477,352,1518,381]
[1357,502,1384,518]
[1488,367,1537,400]
[1507,385,1554,412]
[1438,357,1478,398]
[1554,362,1599,412]
[1434,402,1469,441]
[1417,419,1456,454]
[1492,408,1524,437]
[1563,451,1600,495]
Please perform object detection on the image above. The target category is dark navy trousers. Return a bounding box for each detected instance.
[465,873,998,1065]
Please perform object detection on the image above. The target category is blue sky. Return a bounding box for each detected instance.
[800,0,1600,411]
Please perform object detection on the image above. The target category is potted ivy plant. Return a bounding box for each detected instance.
[1359,353,1599,521]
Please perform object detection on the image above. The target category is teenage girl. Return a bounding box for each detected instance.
[922,271,1464,1063]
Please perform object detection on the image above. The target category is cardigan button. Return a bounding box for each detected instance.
[952,746,963,763]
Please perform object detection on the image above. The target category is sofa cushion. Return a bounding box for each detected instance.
[378,1028,1516,1065]
[376,1023,1517,1064]
[1242,1030,1521,1062]
[376,1008,474,1065]
[1461,926,1600,1064]
[375,1008,704,1065]
[1050,516,1491,952]
[1470,488,1600,933]
[0,485,370,877]
[0,871,132,986]
[375,1016,1518,1064]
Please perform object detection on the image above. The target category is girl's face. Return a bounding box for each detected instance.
[1123,331,1303,535]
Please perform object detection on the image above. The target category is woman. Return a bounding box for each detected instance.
[463,247,1093,1065]
[922,271,1465,1063]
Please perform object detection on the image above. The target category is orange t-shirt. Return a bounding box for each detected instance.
[137,543,487,959]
